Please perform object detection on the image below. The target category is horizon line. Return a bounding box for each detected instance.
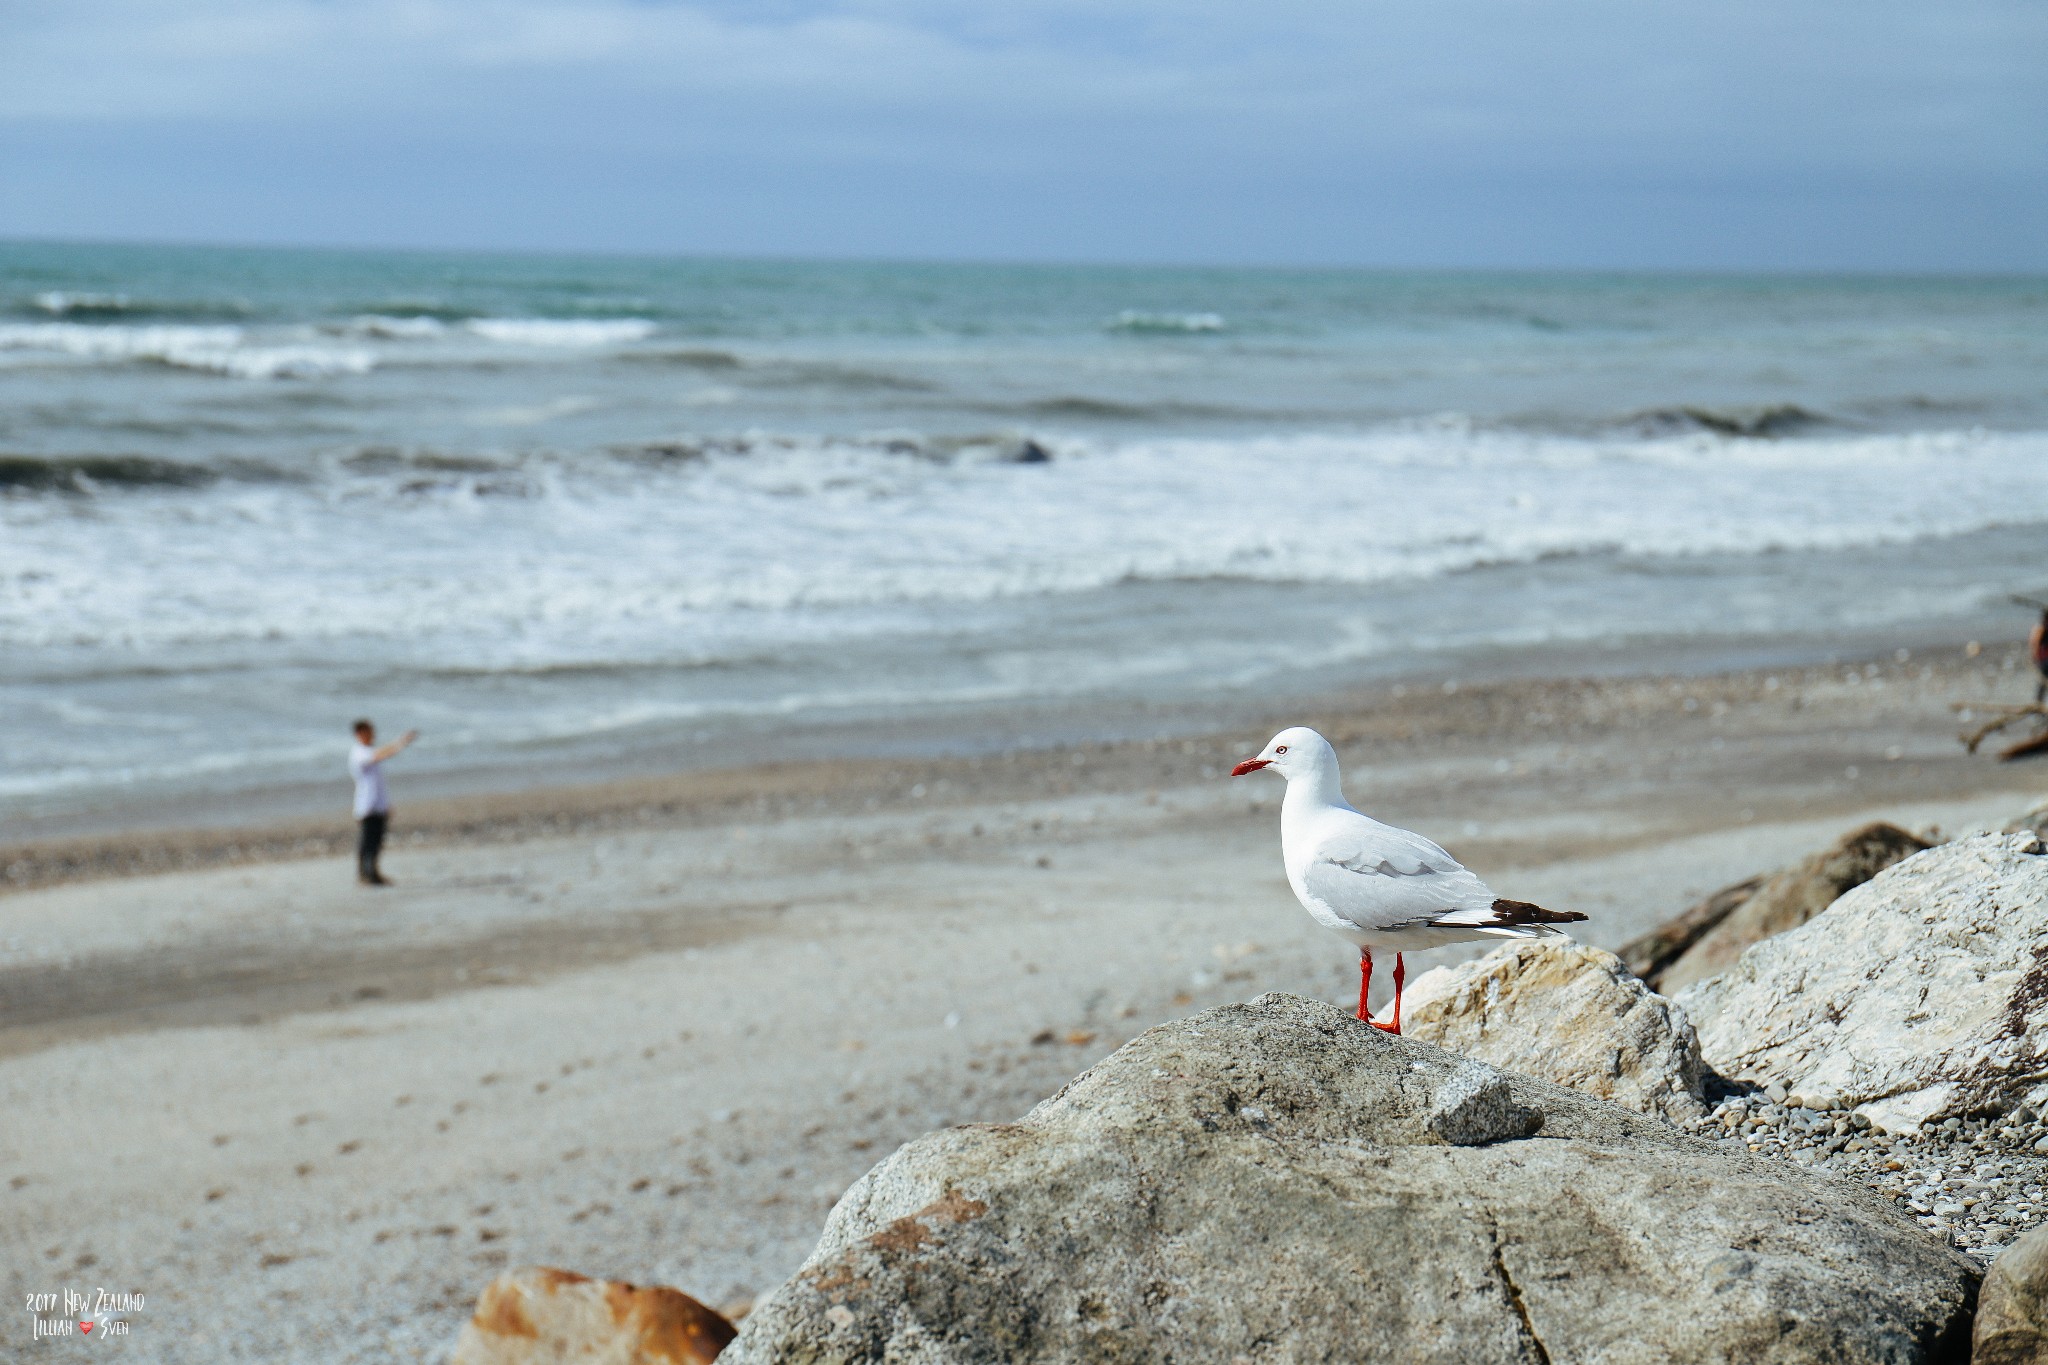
[4,233,2043,284]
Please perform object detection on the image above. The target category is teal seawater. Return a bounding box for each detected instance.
[3,241,2046,816]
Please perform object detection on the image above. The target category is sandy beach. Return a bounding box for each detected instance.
[5,12,2047,1356]
[4,641,2046,1359]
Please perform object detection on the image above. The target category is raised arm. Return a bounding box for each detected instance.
[372,730,419,763]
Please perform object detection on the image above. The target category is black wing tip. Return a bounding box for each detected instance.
[1490,897,1589,925]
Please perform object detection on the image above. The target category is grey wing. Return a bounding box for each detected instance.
[1299,819,1495,934]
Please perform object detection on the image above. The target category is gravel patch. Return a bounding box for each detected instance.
[1681,1083,2048,1263]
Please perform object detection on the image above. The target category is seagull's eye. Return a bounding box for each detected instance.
[1274,745,1288,754]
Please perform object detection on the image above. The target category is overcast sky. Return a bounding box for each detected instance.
[2,1,2043,269]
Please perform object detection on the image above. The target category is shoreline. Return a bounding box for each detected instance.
[7,632,2042,894]
[8,612,2026,846]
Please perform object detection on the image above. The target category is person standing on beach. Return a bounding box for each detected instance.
[349,719,417,886]
[2032,610,2048,703]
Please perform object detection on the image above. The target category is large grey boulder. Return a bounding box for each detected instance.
[1403,939,1705,1120]
[1681,833,2048,1131]
[1654,821,1933,994]
[726,994,1975,1365]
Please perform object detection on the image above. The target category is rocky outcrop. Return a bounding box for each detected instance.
[1402,940,1705,1120]
[1654,821,1933,993]
[1977,1224,2048,1364]
[726,993,1976,1364]
[451,1267,735,1365]
[1682,832,2048,1131]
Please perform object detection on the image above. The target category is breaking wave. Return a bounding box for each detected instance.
[0,323,374,379]
[10,424,2048,656]
[1109,311,1226,334]
[464,318,657,346]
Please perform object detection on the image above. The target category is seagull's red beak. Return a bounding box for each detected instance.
[1230,758,1272,776]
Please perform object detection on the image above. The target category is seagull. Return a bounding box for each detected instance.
[1232,725,1586,1034]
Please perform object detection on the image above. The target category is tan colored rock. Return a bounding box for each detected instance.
[1403,940,1704,1120]
[1979,1223,2048,1364]
[1656,821,1932,993]
[451,1267,735,1365]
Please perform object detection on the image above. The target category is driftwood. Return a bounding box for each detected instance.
[1619,822,1931,993]
[2005,729,2048,761]
[1954,701,2048,760]
[1616,874,1766,987]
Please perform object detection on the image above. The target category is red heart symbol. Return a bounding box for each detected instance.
[80,1322,93,1335]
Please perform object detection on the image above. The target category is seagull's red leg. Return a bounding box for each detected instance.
[1361,946,1399,1033]
[1390,952,1406,1036]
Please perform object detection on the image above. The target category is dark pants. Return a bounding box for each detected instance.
[357,811,388,882]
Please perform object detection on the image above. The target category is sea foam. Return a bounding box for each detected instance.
[10,425,2047,657]
[1109,310,1226,333]
[465,318,657,346]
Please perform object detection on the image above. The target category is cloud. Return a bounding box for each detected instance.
[0,1,2042,265]
[0,2,1157,120]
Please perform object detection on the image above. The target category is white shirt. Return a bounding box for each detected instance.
[349,741,390,819]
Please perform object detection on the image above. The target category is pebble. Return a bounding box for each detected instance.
[1683,1094,2048,1264]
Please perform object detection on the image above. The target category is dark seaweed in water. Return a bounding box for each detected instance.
[0,454,221,491]
[342,446,511,474]
[618,348,744,370]
[605,432,1053,466]
[1021,395,1157,420]
[15,291,253,322]
[1631,404,1827,438]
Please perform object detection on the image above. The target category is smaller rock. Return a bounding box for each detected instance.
[451,1266,736,1365]
[1977,1224,2048,1365]
[1403,940,1704,1120]
[1425,1062,1543,1146]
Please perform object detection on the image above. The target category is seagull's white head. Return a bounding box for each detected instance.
[1230,726,1335,782]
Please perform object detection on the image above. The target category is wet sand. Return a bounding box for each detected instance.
[4,643,2046,1360]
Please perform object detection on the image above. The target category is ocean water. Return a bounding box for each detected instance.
[4,240,2046,824]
